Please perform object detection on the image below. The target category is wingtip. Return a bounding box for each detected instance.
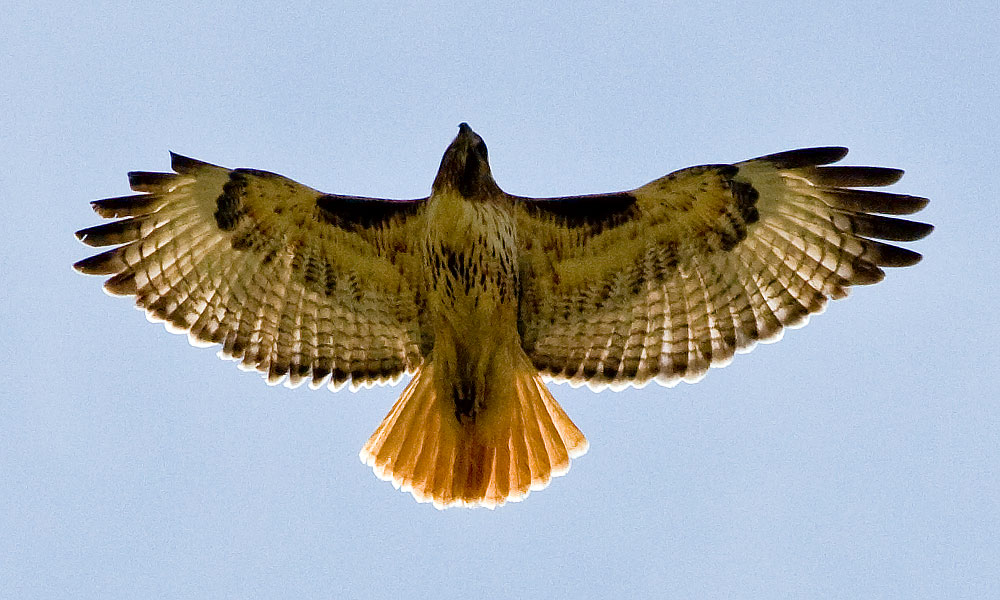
[754,146,849,169]
[169,151,207,174]
[813,166,905,187]
[909,196,931,213]
[74,225,105,246]
[74,219,142,247]
[89,194,163,218]
[867,240,924,268]
[908,221,934,241]
[127,171,175,192]
[887,247,924,267]
[71,257,89,274]
[881,167,905,185]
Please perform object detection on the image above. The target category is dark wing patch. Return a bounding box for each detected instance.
[754,146,848,169]
[75,218,146,247]
[170,151,215,174]
[215,171,250,231]
[833,211,935,242]
[75,154,428,390]
[515,146,932,392]
[90,194,165,218]
[810,166,904,187]
[637,164,763,254]
[512,192,638,235]
[820,188,929,215]
[316,194,426,232]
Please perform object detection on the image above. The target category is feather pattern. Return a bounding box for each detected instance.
[76,132,930,509]
[514,147,932,389]
[75,154,429,388]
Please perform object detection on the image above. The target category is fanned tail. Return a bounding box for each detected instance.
[360,355,588,509]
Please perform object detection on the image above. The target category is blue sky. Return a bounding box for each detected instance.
[3,2,998,598]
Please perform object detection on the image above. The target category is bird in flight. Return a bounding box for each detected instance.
[75,123,932,508]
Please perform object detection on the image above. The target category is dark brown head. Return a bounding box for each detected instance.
[432,123,502,199]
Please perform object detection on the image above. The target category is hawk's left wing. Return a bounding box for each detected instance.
[75,154,429,390]
[513,147,932,390]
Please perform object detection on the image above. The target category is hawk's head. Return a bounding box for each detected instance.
[432,123,502,200]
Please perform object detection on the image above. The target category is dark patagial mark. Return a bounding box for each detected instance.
[517,192,639,234]
[233,168,286,180]
[316,194,424,232]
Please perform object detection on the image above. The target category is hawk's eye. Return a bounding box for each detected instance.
[473,140,488,159]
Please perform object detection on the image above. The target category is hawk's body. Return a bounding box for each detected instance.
[75,124,931,508]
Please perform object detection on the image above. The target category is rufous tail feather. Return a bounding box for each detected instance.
[360,355,588,509]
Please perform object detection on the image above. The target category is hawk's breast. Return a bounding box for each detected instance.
[421,192,518,319]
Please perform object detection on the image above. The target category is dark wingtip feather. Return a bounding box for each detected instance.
[311,366,331,384]
[866,240,923,267]
[128,171,175,192]
[822,188,930,215]
[73,248,127,275]
[91,194,161,218]
[170,152,211,174]
[893,195,930,214]
[75,218,143,247]
[812,166,904,187]
[755,146,849,169]
[104,272,137,296]
[850,262,886,285]
[845,213,935,242]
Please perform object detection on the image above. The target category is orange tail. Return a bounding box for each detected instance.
[359,355,588,509]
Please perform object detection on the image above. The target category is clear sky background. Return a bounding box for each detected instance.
[3,2,997,598]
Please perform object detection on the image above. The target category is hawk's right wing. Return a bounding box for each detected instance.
[75,154,430,390]
[513,147,932,390]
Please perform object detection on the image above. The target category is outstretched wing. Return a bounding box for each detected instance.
[514,147,932,390]
[75,153,430,390]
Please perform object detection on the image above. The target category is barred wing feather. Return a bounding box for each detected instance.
[514,147,932,390]
[74,154,429,390]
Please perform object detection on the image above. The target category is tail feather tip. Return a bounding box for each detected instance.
[358,359,589,509]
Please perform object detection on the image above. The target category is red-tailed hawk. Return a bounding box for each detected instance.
[75,124,931,508]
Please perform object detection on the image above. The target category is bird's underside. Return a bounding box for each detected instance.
[75,123,932,508]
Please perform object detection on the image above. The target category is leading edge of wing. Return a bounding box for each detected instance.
[509,192,638,233]
[316,194,428,232]
[172,151,430,234]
